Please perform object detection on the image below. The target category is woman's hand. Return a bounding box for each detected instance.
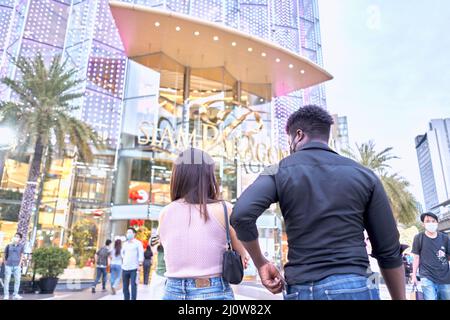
[242,254,250,269]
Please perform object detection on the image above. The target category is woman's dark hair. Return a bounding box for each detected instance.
[170,148,220,221]
[114,239,122,256]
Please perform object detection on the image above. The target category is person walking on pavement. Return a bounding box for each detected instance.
[231,105,406,300]
[148,235,166,300]
[92,239,112,293]
[110,239,123,295]
[122,228,144,300]
[411,212,450,300]
[3,232,24,300]
[143,245,153,285]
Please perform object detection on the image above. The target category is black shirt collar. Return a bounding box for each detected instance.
[298,141,338,154]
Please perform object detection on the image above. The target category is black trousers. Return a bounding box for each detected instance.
[143,259,152,285]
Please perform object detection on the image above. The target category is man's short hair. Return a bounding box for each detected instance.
[105,239,112,246]
[127,227,137,234]
[15,232,23,239]
[285,105,334,141]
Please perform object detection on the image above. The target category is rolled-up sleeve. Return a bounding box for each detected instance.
[364,177,403,269]
[231,168,278,242]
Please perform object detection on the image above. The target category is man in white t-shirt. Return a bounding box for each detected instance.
[121,228,144,300]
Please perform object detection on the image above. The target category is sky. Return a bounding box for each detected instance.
[317,0,450,206]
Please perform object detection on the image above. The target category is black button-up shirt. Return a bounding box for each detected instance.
[230,142,402,284]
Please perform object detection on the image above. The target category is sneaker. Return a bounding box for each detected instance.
[111,287,116,295]
[3,295,9,300]
[13,294,23,300]
[102,288,107,292]
[91,287,96,293]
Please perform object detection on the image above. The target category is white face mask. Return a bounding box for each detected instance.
[425,222,438,233]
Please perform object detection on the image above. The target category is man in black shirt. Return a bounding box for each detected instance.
[231,105,406,300]
[411,212,450,300]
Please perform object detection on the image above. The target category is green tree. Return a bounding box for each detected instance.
[68,219,98,267]
[342,141,418,225]
[0,53,104,241]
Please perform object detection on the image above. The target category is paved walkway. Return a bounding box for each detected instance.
[5,282,413,300]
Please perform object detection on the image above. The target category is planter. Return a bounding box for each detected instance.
[38,277,59,294]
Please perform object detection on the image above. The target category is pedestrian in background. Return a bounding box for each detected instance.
[411,212,450,300]
[148,235,166,300]
[143,245,153,285]
[110,239,123,295]
[122,228,144,300]
[91,239,112,293]
[3,232,24,300]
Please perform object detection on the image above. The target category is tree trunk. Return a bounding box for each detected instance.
[17,139,44,242]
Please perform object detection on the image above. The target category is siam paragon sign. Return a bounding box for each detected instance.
[136,101,288,166]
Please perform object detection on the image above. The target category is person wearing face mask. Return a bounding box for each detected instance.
[121,227,144,300]
[411,212,450,300]
[231,105,406,300]
[3,233,24,300]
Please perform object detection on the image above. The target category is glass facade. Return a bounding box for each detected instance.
[0,0,326,279]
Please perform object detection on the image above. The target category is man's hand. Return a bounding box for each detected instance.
[258,262,284,294]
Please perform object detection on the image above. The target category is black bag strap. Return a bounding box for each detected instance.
[418,232,424,255]
[4,244,9,261]
[222,201,232,251]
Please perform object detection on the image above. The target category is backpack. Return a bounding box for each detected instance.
[97,247,110,265]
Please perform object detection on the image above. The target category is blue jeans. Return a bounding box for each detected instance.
[92,267,107,289]
[421,277,450,300]
[4,266,21,296]
[163,277,235,300]
[283,274,380,300]
[122,269,137,300]
[110,265,122,289]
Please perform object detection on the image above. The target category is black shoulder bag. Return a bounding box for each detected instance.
[221,201,244,285]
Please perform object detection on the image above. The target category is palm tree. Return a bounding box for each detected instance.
[342,141,418,225]
[0,53,104,241]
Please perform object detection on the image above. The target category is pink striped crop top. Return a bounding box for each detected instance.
[159,200,228,279]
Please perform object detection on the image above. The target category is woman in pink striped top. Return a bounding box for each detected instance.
[159,148,249,300]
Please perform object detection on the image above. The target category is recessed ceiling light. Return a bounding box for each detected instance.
[276,58,280,63]
[300,69,305,74]
[289,64,294,69]
[231,41,237,46]
[213,36,219,41]
[248,47,253,52]
[261,52,266,57]
[154,22,160,27]
[175,26,181,31]
[194,31,200,36]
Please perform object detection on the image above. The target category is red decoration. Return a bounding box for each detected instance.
[129,190,143,202]
[141,239,149,250]
[130,219,145,227]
